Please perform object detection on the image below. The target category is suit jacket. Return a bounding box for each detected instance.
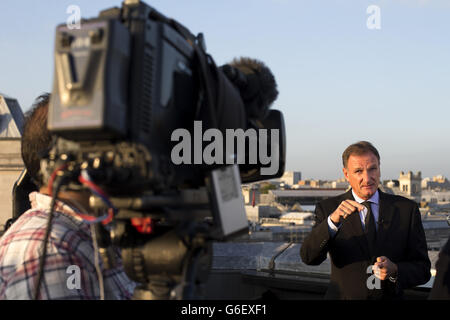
[300,189,431,300]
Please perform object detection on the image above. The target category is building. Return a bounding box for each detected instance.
[279,212,314,225]
[276,171,301,186]
[310,179,325,188]
[398,171,422,202]
[432,175,448,183]
[297,179,311,187]
[331,180,349,189]
[0,93,25,230]
[0,93,23,138]
[421,189,450,203]
[245,205,282,222]
[422,175,450,190]
[266,188,346,206]
[384,179,399,189]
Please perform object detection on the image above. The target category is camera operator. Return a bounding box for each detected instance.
[0,93,136,299]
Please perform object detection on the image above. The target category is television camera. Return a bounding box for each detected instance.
[23,0,286,299]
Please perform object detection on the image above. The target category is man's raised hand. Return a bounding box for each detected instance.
[330,200,365,224]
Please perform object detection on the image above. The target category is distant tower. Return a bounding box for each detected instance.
[399,171,422,202]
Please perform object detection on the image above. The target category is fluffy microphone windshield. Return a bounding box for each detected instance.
[226,57,279,119]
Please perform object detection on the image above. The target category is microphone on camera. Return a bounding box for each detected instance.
[220,57,278,120]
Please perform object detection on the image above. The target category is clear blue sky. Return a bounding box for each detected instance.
[1,0,449,180]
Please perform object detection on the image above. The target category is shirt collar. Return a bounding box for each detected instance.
[29,191,85,222]
[351,189,379,205]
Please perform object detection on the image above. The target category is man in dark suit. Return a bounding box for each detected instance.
[300,141,431,299]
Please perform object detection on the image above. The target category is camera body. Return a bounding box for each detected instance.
[48,1,283,193]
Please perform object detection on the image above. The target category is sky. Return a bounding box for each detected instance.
[0,0,449,181]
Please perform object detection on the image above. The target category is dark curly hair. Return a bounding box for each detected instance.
[21,93,52,187]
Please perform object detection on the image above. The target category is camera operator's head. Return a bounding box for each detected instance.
[21,93,51,188]
[21,93,90,208]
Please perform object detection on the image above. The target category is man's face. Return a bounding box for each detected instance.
[343,152,380,200]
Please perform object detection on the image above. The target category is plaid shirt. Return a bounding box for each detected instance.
[0,192,136,300]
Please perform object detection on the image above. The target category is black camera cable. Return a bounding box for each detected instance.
[33,171,66,300]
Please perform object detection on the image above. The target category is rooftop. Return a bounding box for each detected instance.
[270,189,346,197]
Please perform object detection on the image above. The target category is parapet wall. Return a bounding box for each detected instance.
[205,241,438,299]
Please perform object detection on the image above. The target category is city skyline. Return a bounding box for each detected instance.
[0,0,449,179]
[288,168,445,182]
[272,169,448,184]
